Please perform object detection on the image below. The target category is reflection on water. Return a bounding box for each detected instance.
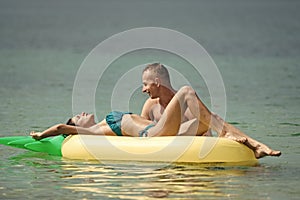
[1,151,248,199]
[0,150,296,200]
[60,160,249,199]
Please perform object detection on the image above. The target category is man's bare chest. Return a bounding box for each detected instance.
[150,104,164,123]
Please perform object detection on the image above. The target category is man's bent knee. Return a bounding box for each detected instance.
[179,86,196,96]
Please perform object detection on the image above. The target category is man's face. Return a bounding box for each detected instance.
[142,70,159,99]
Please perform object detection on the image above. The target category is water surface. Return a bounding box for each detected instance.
[0,0,299,199]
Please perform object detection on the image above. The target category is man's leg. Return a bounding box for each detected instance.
[170,86,281,158]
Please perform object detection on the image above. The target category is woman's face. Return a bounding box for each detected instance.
[70,112,96,128]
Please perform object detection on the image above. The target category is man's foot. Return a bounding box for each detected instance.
[223,131,247,143]
[253,143,282,158]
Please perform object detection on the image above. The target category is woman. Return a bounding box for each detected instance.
[30,86,197,140]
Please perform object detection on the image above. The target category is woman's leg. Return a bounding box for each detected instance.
[147,86,197,136]
[120,86,211,137]
[148,85,215,137]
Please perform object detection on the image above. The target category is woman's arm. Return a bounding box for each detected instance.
[30,122,115,140]
[30,124,81,140]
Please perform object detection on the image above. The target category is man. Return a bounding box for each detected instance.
[140,63,281,158]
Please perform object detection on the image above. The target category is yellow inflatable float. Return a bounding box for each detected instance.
[62,135,258,166]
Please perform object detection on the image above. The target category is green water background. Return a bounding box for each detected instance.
[0,0,299,199]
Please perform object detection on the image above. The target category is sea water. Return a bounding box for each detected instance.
[0,0,299,199]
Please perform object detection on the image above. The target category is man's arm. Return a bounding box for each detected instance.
[140,98,153,120]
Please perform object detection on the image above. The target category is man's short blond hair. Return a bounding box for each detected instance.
[143,63,171,83]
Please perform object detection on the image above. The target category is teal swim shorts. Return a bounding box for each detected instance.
[106,111,132,136]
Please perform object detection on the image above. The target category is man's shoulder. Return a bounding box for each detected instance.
[144,97,159,105]
[142,98,160,111]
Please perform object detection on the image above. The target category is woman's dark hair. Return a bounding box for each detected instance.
[62,118,76,138]
[66,118,76,126]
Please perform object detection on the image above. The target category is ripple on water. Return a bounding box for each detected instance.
[57,161,254,199]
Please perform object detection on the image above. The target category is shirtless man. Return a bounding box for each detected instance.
[140,63,281,158]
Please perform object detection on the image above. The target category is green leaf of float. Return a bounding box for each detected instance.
[24,135,64,156]
[0,136,30,146]
[8,137,37,148]
[5,136,52,149]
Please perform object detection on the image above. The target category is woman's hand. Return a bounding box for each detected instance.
[30,131,44,140]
